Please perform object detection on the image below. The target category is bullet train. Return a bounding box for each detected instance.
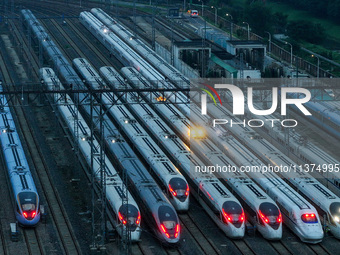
[122,64,323,242]
[72,58,189,212]
[0,86,40,226]
[39,68,142,240]
[103,120,181,244]
[79,10,190,117]
[22,10,180,243]
[90,8,190,88]
[78,5,327,243]
[60,61,181,243]
[189,131,283,240]
[217,91,340,196]
[120,67,282,240]
[120,67,191,143]
[21,9,84,90]
[100,65,246,238]
[200,97,340,239]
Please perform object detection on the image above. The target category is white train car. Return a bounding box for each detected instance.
[90,8,190,88]
[0,86,40,226]
[72,59,189,211]
[39,68,142,240]
[79,11,190,117]
[205,98,340,239]
[119,67,282,240]
[100,65,246,238]
[120,67,190,142]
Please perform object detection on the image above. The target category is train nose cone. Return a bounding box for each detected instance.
[309,230,324,239]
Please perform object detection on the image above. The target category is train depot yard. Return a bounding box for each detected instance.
[0,1,339,254]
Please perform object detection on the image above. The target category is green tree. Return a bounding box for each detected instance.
[286,20,325,43]
[272,12,288,33]
[243,1,273,35]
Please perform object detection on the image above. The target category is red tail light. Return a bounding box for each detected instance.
[277,213,282,223]
[23,212,28,218]
[259,210,269,223]
[160,224,170,238]
[136,212,141,225]
[301,213,318,223]
[168,184,177,197]
[118,211,127,225]
[185,185,189,196]
[175,224,180,238]
[239,212,245,222]
[32,212,36,218]
[222,209,232,222]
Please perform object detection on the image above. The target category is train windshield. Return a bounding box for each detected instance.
[330,202,340,223]
[17,192,38,220]
[222,201,244,228]
[118,204,140,230]
[169,178,189,202]
[158,206,179,238]
[259,202,281,229]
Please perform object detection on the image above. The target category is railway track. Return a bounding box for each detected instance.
[23,229,44,255]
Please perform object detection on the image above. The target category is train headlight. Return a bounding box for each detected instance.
[334,216,340,223]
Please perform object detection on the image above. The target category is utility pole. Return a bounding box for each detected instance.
[152,4,156,50]
[171,17,174,66]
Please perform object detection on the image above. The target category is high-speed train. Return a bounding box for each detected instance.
[39,68,142,240]
[217,90,340,196]
[120,67,282,240]
[100,65,246,238]
[188,91,326,243]
[78,10,190,117]
[122,65,322,242]
[72,58,189,212]
[0,86,40,226]
[61,61,181,243]
[104,119,181,244]
[21,9,180,242]
[201,97,340,239]
[78,6,325,242]
[90,8,190,88]
[21,9,84,90]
